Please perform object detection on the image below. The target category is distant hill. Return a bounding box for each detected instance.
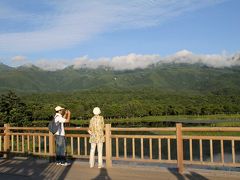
[0,62,240,94]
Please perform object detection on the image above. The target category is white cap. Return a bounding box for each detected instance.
[93,107,101,115]
[55,106,64,112]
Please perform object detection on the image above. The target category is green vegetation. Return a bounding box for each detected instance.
[0,63,240,94]
[1,63,240,127]
[1,90,240,126]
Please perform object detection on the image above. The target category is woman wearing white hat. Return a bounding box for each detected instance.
[88,107,105,168]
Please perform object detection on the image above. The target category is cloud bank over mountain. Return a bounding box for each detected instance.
[2,50,239,71]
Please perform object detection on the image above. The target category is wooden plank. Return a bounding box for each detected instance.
[105,124,112,168]
[111,135,176,139]
[168,138,171,160]
[44,136,47,154]
[111,157,177,164]
[184,160,240,167]
[189,139,192,161]
[176,123,184,174]
[9,132,49,136]
[116,138,119,159]
[71,137,74,155]
[27,135,30,152]
[22,135,24,152]
[149,138,152,160]
[132,138,135,159]
[210,139,213,163]
[77,137,80,156]
[124,138,127,159]
[38,136,41,153]
[200,139,203,162]
[183,136,240,141]
[111,127,176,132]
[232,140,235,164]
[141,138,144,159]
[182,127,240,132]
[17,135,19,152]
[33,136,35,154]
[159,139,162,160]
[84,137,87,156]
[221,140,224,163]
[11,135,14,152]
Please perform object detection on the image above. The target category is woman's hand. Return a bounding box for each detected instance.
[88,130,92,135]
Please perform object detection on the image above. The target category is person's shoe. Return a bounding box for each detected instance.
[56,162,61,165]
[98,166,103,169]
[61,162,71,166]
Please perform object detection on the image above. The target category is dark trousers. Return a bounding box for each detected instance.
[55,135,66,163]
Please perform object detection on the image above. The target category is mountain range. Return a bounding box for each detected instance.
[0,62,240,94]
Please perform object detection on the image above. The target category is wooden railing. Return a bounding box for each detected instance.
[0,123,240,173]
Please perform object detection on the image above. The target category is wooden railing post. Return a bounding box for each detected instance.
[3,124,10,158]
[105,124,112,168]
[176,123,184,173]
[49,132,55,162]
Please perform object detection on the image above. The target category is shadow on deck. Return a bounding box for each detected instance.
[0,158,240,180]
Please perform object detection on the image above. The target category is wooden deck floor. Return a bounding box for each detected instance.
[0,158,240,180]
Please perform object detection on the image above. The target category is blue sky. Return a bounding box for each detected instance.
[0,0,240,69]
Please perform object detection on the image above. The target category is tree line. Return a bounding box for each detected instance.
[0,90,240,126]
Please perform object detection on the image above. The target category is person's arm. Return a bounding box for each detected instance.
[64,110,71,123]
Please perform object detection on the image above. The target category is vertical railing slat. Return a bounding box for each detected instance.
[33,136,35,154]
[22,135,24,153]
[132,138,135,159]
[221,140,224,164]
[189,139,192,162]
[167,138,171,160]
[210,139,213,163]
[71,137,74,155]
[176,123,184,174]
[159,138,161,160]
[149,138,152,160]
[44,136,47,154]
[232,140,235,164]
[17,135,19,152]
[124,138,127,159]
[116,138,119,159]
[38,136,41,153]
[141,138,144,159]
[11,135,14,152]
[77,137,80,156]
[200,139,203,162]
[27,135,30,153]
[84,137,87,156]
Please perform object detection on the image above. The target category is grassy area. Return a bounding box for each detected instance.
[31,114,240,127]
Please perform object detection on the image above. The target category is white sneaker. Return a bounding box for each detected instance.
[61,162,71,166]
[56,162,61,165]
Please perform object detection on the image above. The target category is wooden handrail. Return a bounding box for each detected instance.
[111,127,176,132]
[182,127,240,132]
[1,123,240,174]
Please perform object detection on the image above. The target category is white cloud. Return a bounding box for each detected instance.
[6,50,240,71]
[163,50,240,68]
[0,0,224,53]
[11,55,28,66]
[35,59,70,71]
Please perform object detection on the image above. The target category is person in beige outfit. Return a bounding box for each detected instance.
[88,107,105,168]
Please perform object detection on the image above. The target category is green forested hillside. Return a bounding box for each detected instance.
[0,63,240,94]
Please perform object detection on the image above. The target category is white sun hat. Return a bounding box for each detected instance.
[93,107,101,115]
[55,106,65,111]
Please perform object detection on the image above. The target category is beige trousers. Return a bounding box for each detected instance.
[89,142,103,167]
